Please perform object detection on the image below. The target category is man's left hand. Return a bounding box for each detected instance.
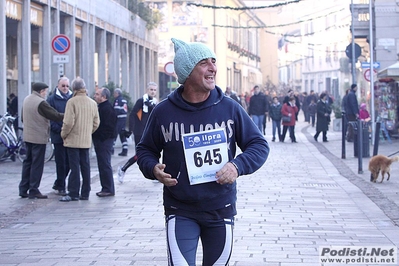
[216,162,238,185]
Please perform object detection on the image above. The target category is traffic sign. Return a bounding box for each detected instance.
[345,43,361,61]
[361,62,380,69]
[53,55,69,63]
[51,34,71,54]
[164,62,175,76]
[363,68,377,82]
[58,64,64,76]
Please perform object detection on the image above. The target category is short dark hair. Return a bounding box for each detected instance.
[351,84,357,90]
[320,92,327,99]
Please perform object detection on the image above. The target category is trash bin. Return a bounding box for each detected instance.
[351,121,370,157]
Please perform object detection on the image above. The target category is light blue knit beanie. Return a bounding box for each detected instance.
[171,38,217,84]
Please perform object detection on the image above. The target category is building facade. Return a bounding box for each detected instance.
[352,0,399,125]
[276,0,352,100]
[146,0,270,99]
[1,0,159,115]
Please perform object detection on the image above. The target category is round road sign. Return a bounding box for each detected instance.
[51,34,71,54]
[363,68,377,82]
[164,62,175,76]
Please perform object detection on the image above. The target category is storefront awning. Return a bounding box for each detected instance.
[378,61,399,81]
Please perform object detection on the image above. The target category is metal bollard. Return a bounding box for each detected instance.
[371,122,381,181]
[341,112,346,159]
[358,119,363,174]
[373,122,380,156]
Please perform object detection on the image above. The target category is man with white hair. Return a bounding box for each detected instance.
[60,77,99,202]
[47,76,72,196]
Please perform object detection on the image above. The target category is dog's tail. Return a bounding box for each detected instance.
[390,156,399,163]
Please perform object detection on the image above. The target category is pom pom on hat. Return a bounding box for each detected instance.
[32,82,49,92]
[171,38,216,84]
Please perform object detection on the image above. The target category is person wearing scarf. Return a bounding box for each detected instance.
[117,82,158,183]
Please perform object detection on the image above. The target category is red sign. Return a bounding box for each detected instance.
[51,34,71,54]
[363,68,377,82]
[164,62,175,76]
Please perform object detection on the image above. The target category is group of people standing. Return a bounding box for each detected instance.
[18,75,159,202]
[243,86,339,144]
[245,88,300,143]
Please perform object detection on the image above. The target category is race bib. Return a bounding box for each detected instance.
[182,128,228,185]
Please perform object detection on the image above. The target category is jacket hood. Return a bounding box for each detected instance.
[167,85,224,111]
[56,88,72,97]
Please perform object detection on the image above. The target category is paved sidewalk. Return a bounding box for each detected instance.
[0,119,398,265]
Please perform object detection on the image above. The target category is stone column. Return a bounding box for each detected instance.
[41,4,52,86]
[81,22,95,94]
[97,28,106,87]
[64,14,76,79]
[18,0,32,110]
[121,38,129,93]
[0,0,6,113]
[139,45,145,93]
[128,42,136,99]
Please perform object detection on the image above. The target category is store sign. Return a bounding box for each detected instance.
[6,1,43,26]
[30,3,43,27]
[378,38,395,47]
[387,69,399,76]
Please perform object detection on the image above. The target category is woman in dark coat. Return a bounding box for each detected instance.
[281,96,298,143]
[314,93,332,142]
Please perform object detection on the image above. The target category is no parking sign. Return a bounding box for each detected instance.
[51,34,71,54]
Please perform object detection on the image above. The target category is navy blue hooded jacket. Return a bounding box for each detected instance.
[47,88,72,144]
[137,85,269,214]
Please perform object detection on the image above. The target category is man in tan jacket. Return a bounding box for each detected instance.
[60,77,99,202]
[19,82,64,199]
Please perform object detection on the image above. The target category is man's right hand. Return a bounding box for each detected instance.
[153,163,178,186]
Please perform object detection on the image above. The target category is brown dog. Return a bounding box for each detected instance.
[368,155,399,183]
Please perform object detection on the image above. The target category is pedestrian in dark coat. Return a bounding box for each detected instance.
[269,96,282,142]
[345,84,359,142]
[47,77,72,195]
[341,89,350,137]
[248,85,268,133]
[307,100,317,127]
[314,93,332,142]
[93,88,117,197]
[113,88,129,156]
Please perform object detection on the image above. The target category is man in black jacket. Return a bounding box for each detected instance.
[93,88,117,197]
[345,84,359,142]
[248,85,268,133]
